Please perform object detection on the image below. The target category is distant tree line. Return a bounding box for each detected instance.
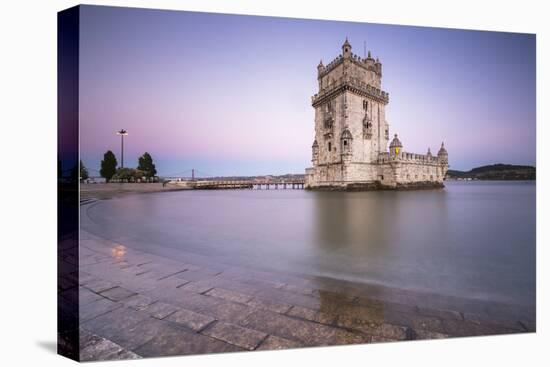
[447,164,536,180]
[79,151,158,183]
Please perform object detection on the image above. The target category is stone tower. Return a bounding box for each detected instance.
[305,39,448,190]
[310,38,390,183]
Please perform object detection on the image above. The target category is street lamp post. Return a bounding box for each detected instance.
[116,129,128,168]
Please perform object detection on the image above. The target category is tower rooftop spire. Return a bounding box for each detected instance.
[438,142,448,156]
[342,37,352,49]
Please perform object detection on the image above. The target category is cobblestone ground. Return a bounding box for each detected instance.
[59,230,535,361]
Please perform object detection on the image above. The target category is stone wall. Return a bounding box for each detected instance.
[345,93,389,162]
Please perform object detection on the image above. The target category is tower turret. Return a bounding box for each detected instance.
[389,134,403,157]
[342,38,352,58]
[375,57,382,76]
[312,140,319,165]
[437,142,448,164]
[365,50,375,69]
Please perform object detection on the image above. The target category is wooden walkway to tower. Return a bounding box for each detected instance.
[166,179,305,190]
[163,169,305,190]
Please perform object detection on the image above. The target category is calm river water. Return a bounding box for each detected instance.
[83,181,535,307]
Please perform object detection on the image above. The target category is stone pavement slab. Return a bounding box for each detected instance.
[79,329,140,361]
[121,294,156,310]
[80,298,122,323]
[412,329,450,340]
[241,309,370,346]
[441,318,521,337]
[91,318,175,352]
[201,321,268,350]
[201,300,257,324]
[155,288,224,312]
[99,286,137,302]
[178,279,216,294]
[142,301,179,320]
[205,287,253,304]
[79,287,104,305]
[133,323,243,357]
[384,310,446,334]
[287,305,337,325]
[256,335,302,351]
[247,297,292,314]
[166,308,216,332]
[82,306,151,343]
[254,287,322,310]
[84,279,118,293]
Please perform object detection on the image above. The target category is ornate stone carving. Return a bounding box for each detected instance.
[363,115,373,139]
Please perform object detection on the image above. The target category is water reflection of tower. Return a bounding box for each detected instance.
[309,191,399,305]
[311,190,450,269]
[310,189,450,302]
[311,191,350,250]
[312,191,399,258]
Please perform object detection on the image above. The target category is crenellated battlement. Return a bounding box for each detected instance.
[377,151,443,165]
[318,55,343,77]
[318,51,382,79]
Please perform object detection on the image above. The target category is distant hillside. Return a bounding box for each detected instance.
[447,164,536,180]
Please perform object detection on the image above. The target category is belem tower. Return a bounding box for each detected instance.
[305,39,449,190]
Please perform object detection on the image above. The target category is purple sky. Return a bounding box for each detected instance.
[79,5,536,176]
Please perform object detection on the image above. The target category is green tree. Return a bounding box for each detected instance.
[100,150,117,182]
[137,152,157,178]
[79,160,89,181]
[112,168,145,182]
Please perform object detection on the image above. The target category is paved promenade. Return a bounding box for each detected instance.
[65,230,534,361]
[80,183,190,201]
